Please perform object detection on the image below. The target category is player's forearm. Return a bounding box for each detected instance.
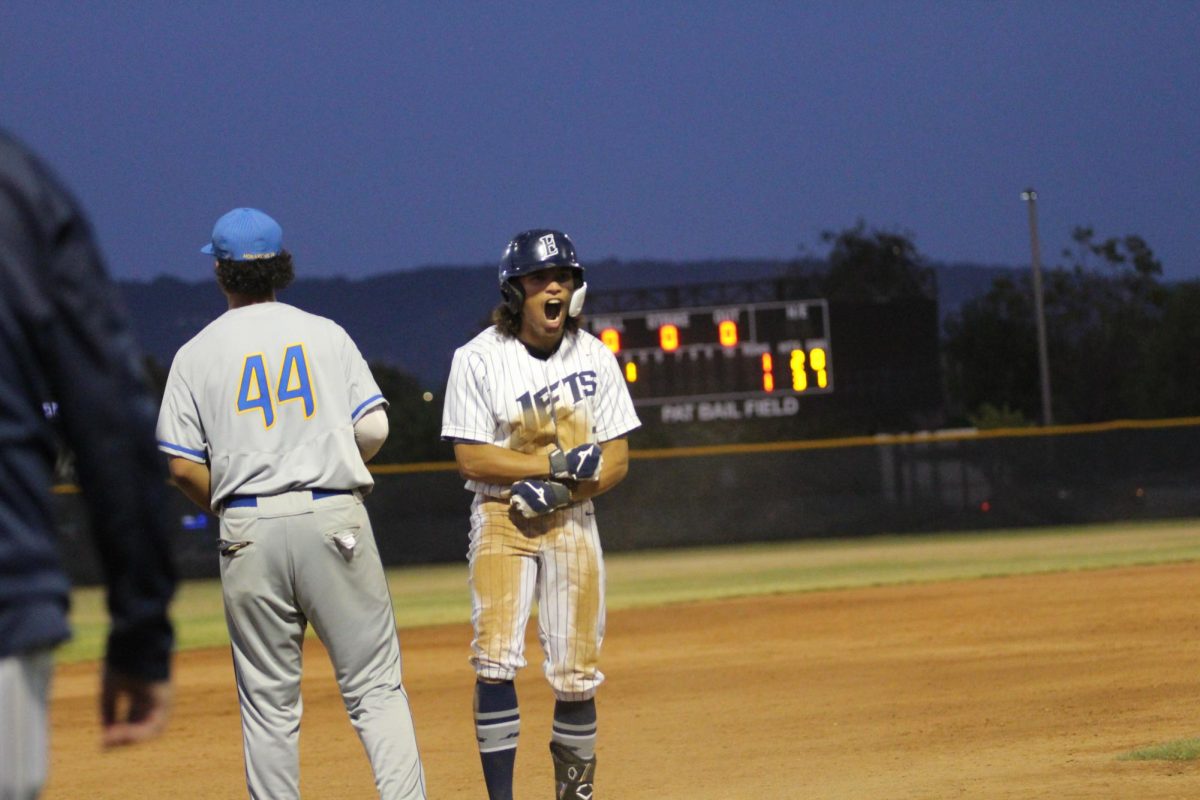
[453,442,553,484]
[167,457,211,511]
[570,465,627,501]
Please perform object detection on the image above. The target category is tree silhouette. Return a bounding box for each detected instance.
[944,227,1172,425]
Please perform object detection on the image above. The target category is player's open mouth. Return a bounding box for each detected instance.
[545,299,564,321]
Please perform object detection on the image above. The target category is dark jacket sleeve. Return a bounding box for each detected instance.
[15,137,177,680]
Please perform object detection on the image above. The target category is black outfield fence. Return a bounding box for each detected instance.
[53,417,1200,584]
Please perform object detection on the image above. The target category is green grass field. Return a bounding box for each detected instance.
[59,518,1200,665]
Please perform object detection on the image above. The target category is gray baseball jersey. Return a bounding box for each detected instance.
[157,300,426,799]
[157,302,382,509]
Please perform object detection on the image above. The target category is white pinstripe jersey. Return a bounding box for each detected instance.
[156,302,386,510]
[441,326,641,497]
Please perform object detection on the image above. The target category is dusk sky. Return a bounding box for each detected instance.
[3,2,1197,283]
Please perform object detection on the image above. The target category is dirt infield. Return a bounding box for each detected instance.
[42,562,1200,799]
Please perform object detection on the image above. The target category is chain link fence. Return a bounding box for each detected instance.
[53,418,1200,584]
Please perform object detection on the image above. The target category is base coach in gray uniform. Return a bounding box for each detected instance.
[0,129,176,799]
[156,207,426,799]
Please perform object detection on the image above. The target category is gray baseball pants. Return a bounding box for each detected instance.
[219,490,426,799]
[0,650,51,800]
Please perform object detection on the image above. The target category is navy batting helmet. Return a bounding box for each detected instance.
[498,229,587,316]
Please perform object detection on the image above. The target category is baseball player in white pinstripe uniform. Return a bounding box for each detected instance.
[156,208,426,800]
[441,229,640,800]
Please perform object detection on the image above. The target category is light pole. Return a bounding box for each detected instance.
[1021,188,1053,426]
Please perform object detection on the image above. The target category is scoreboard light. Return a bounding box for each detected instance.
[761,353,775,392]
[600,328,621,353]
[718,320,739,347]
[659,324,680,352]
[790,349,805,391]
[585,298,833,405]
[811,347,828,388]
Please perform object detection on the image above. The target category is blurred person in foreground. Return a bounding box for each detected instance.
[0,129,176,798]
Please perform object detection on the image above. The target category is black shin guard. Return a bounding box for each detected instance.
[550,740,596,800]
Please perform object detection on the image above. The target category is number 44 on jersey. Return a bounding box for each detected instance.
[237,344,316,428]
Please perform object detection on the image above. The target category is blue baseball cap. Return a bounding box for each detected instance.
[201,207,283,261]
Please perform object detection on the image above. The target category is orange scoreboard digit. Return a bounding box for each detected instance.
[586,299,833,404]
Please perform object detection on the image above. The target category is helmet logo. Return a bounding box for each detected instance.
[539,233,559,259]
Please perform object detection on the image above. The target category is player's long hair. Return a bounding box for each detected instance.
[490,302,580,338]
[215,251,295,297]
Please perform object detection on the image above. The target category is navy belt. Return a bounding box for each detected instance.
[225,489,352,509]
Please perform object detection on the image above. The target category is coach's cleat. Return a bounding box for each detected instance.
[550,741,595,800]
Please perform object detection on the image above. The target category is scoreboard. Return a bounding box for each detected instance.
[583,298,833,405]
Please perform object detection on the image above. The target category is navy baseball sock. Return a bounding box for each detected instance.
[475,680,519,800]
[552,697,597,761]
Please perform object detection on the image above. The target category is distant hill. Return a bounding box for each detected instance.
[116,259,1017,389]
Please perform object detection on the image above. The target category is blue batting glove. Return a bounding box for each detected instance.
[565,443,602,482]
[510,479,571,518]
[548,443,603,482]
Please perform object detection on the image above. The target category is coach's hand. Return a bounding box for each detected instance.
[548,443,603,483]
[100,666,173,748]
[510,479,571,518]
